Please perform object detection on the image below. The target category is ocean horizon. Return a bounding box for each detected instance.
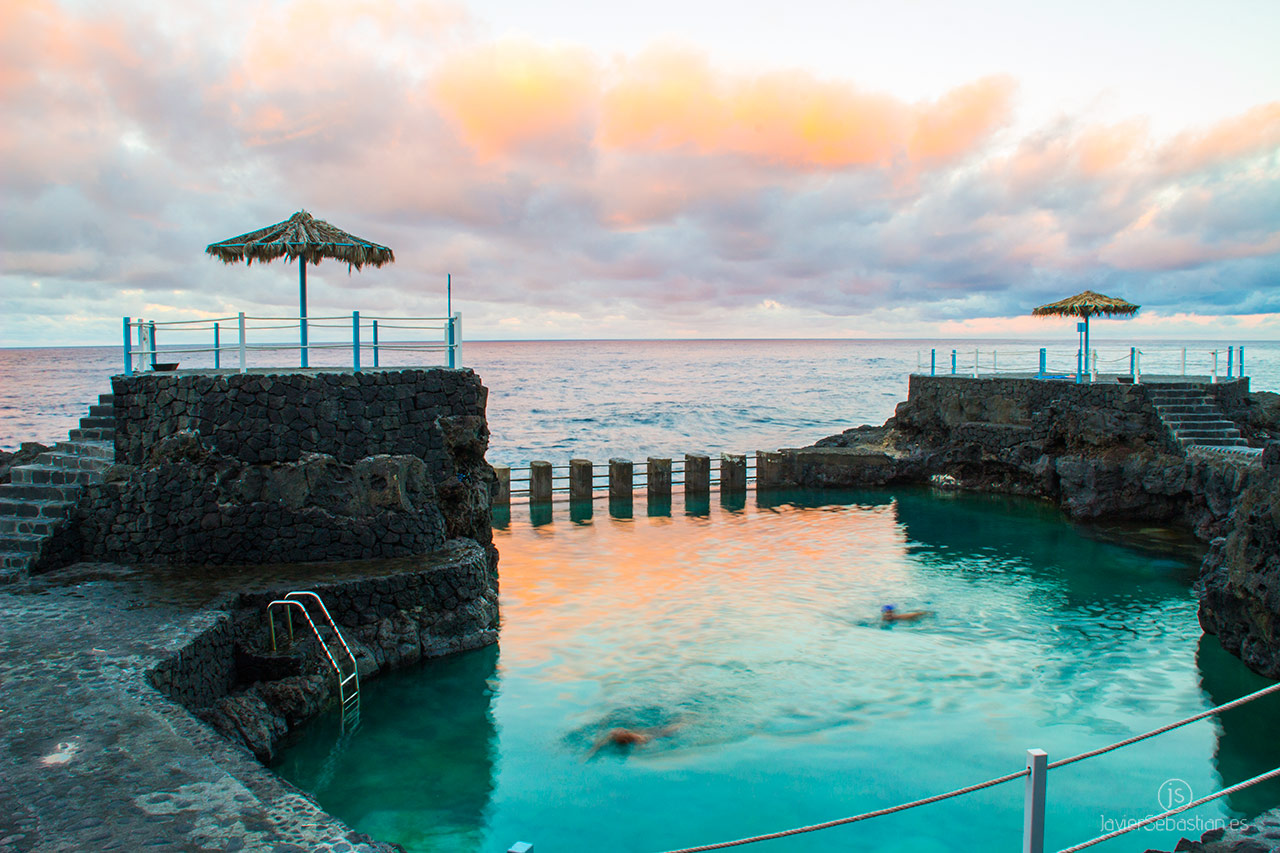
[3,337,1275,462]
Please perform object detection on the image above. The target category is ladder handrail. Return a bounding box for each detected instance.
[266,591,361,729]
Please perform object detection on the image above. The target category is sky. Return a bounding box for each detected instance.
[2,0,1278,345]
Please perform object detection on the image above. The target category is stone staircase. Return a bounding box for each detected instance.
[0,394,116,582]
[1146,383,1254,454]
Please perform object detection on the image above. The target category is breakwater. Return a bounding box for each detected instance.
[72,368,494,568]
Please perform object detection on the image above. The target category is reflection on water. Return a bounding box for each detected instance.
[274,489,1278,853]
[272,646,499,853]
[1196,635,1280,814]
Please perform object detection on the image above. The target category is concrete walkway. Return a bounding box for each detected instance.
[0,562,397,853]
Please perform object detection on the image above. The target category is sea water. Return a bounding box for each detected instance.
[272,489,1280,853]
[1,338,1277,458]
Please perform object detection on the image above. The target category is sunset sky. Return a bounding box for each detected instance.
[2,0,1278,345]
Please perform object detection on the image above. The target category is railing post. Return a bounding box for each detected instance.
[1129,346,1136,380]
[1240,346,1246,377]
[685,453,710,498]
[491,465,511,506]
[1090,349,1097,383]
[238,312,247,374]
[569,459,593,502]
[453,312,462,367]
[214,322,221,370]
[1181,347,1187,376]
[720,453,746,495]
[930,348,936,376]
[609,458,633,502]
[1023,749,1047,853]
[1038,348,1046,377]
[122,317,133,375]
[372,319,379,368]
[530,461,552,503]
[1135,349,1142,384]
[951,349,957,374]
[353,311,361,373]
[1227,345,1234,379]
[1212,349,1219,384]
[973,348,979,378]
[648,457,672,502]
[148,320,158,370]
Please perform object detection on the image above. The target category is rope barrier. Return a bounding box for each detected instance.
[1049,680,1280,769]
[1057,766,1280,852]
[655,768,1029,853]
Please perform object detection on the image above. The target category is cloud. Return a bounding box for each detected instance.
[0,0,1277,348]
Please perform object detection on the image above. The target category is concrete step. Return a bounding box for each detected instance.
[0,498,74,519]
[69,428,114,441]
[2,483,87,502]
[0,532,46,553]
[78,415,115,429]
[43,451,112,472]
[1181,437,1250,448]
[98,394,115,405]
[0,551,33,581]
[9,465,104,487]
[88,404,115,418]
[0,515,60,536]
[53,440,113,460]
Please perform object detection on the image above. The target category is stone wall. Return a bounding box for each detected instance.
[76,368,494,568]
[112,369,486,466]
[896,375,1173,454]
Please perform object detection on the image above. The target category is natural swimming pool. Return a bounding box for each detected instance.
[272,488,1280,853]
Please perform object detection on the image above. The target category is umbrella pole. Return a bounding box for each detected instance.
[1083,314,1090,383]
[299,256,308,368]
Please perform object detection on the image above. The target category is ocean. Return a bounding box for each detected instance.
[1,338,1275,460]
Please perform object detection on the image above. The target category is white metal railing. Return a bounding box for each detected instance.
[121,311,462,375]
[914,345,1249,385]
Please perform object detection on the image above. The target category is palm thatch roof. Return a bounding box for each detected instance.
[1032,290,1139,319]
[205,210,394,270]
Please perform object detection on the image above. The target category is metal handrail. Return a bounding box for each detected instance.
[267,591,361,730]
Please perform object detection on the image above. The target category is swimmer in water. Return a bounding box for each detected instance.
[881,604,932,622]
[586,723,680,758]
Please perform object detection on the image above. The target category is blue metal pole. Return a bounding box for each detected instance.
[299,256,309,368]
[1240,346,1246,377]
[352,311,361,372]
[373,320,379,368]
[448,315,456,369]
[930,348,936,376]
[1039,348,1046,377]
[951,349,956,374]
[1130,347,1136,379]
[214,322,221,370]
[123,317,133,376]
[447,273,452,319]
[149,321,157,369]
[1227,346,1234,379]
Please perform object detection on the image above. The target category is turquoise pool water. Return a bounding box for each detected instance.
[272,489,1280,853]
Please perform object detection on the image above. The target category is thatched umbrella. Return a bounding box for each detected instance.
[206,210,394,367]
[1033,290,1139,379]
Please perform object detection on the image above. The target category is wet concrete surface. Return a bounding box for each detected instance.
[0,561,409,853]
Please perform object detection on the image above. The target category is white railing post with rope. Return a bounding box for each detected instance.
[1212,350,1219,383]
[238,312,247,373]
[1024,749,1047,853]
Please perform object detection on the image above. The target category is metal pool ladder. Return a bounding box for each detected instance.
[267,591,361,731]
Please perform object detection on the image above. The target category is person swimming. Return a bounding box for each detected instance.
[586,723,680,758]
[881,604,932,622]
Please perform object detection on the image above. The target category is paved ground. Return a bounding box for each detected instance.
[0,563,397,853]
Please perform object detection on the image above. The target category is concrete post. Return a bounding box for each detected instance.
[530,461,552,503]
[609,458,633,501]
[492,465,511,506]
[756,451,788,489]
[720,453,746,495]
[685,453,710,497]
[647,457,671,501]
[569,459,593,502]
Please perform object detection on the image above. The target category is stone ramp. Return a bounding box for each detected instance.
[0,571,395,853]
[0,393,116,582]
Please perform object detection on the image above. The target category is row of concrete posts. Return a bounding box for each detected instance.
[492,452,786,505]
